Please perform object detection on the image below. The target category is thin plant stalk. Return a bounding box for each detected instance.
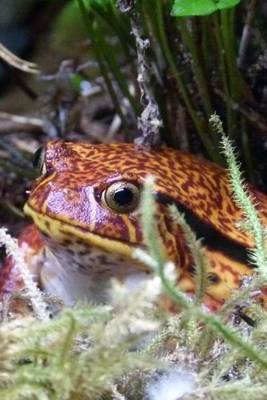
[93,20,140,116]
[138,177,267,369]
[210,113,267,276]
[77,0,128,128]
[179,19,213,117]
[241,117,254,183]
[154,0,221,162]
[212,13,233,137]
[220,9,242,102]
[168,205,209,304]
[93,4,137,79]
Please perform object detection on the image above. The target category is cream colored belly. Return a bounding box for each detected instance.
[40,243,150,306]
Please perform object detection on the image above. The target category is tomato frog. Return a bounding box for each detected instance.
[1,141,267,311]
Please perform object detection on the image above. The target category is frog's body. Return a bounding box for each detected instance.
[2,141,267,310]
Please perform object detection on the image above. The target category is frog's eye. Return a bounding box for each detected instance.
[103,181,140,213]
[32,146,46,174]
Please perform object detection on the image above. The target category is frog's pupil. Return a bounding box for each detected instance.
[113,188,134,206]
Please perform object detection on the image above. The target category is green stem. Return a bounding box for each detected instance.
[213,13,233,137]
[179,19,213,118]
[241,117,254,182]
[94,3,137,78]
[56,314,76,366]
[77,0,127,127]
[139,0,176,145]
[154,0,222,162]
[220,9,243,137]
[221,9,240,101]
[98,2,135,51]
[93,20,140,116]
[96,43,129,128]
[200,17,211,78]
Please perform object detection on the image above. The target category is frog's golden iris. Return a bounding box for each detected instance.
[102,181,141,214]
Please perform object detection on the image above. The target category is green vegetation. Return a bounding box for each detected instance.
[70,0,263,178]
[0,118,267,399]
[1,1,267,399]
[1,0,265,183]
[171,0,241,16]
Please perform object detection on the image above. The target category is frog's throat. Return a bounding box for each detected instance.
[24,203,136,259]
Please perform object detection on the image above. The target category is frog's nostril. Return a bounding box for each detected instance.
[32,146,46,174]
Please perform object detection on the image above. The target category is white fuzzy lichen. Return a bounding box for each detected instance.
[0,227,49,322]
[146,368,197,400]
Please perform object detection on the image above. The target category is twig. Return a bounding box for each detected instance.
[0,43,39,74]
[237,0,258,69]
[117,1,162,147]
[0,112,57,138]
[0,228,49,322]
[117,0,135,13]
[214,89,267,136]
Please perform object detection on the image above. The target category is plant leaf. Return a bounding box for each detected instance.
[171,0,241,16]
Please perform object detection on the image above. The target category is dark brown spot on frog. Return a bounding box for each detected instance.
[41,231,49,239]
[188,265,196,276]
[97,255,108,264]
[62,239,72,246]
[66,248,76,256]
[207,273,220,284]
[45,221,50,229]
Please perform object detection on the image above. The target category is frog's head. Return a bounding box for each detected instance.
[25,141,144,257]
[23,140,266,308]
[24,141,177,256]
[24,141,184,304]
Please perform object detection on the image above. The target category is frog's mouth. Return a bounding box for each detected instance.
[24,203,141,260]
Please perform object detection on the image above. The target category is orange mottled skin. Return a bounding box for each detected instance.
[2,141,267,310]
